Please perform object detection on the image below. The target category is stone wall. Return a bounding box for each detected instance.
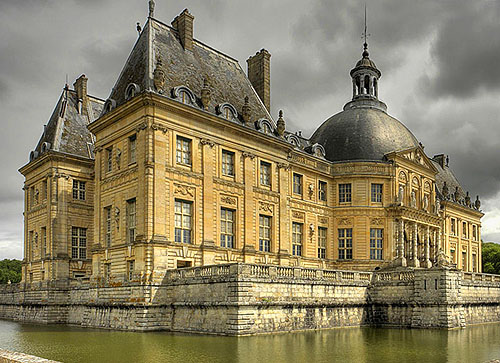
[0,349,60,363]
[1,264,500,335]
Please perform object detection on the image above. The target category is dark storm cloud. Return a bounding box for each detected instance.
[425,1,500,99]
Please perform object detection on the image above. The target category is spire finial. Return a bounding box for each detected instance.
[361,3,370,57]
[149,0,155,18]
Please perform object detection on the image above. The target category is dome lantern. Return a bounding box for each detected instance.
[350,42,381,101]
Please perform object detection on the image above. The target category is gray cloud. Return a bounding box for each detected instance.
[424,1,500,98]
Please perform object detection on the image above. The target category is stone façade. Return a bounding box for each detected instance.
[1,263,500,335]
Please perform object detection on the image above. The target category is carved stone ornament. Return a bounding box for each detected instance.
[474,195,481,210]
[276,110,285,137]
[308,183,314,197]
[423,194,429,211]
[292,211,304,220]
[114,207,120,229]
[115,148,122,169]
[465,192,471,207]
[435,197,441,215]
[318,217,328,224]
[174,183,195,198]
[200,138,215,148]
[135,122,148,133]
[371,218,383,225]
[277,162,290,170]
[398,185,405,205]
[151,123,168,134]
[410,190,416,208]
[221,195,237,205]
[436,248,455,269]
[442,181,449,199]
[242,151,256,160]
[338,218,352,225]
[153,56,166,92]
[259,202,274,213]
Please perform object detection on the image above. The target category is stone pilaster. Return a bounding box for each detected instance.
[424,226,432,268]
[409,222,420,267]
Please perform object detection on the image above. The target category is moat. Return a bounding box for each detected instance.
[1,320,500,363]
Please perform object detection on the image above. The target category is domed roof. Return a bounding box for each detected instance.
[355,56,378,69]
[310,105,419,162]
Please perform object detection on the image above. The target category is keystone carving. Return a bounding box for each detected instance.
[174,183,195,198]
[221,196,237,205]
[242,151,256,160]
[292,211,304,220]
[338,218,352,225]
[200,138,215,148]
[151,123,168,134]
[259,202,274,213]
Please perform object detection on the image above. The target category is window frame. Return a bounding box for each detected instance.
[338,183,352,203]
[371,183,383,203]
[175,199,193,244]
[176,136,192,166]
[338,228,353,260]
[128,134,137,164]
[72,180,86,201]
[318,181,327,202]
[105,206,112,247]
[318,226,327,259]
[126,199,136,244]
[106,147,113,173]
[220,208,235,248]
[370,228,383,260]
[292,222,303,256]
[293,173,303,195]
[71,227,87,260]
[259,215,271,252]
[260,161,271,187]
[221,150,235,177]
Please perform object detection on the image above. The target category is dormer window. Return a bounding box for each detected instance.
[255,119,274,135]
[217,103,238,121]
[125,83,140,100]
[172,86,195,106]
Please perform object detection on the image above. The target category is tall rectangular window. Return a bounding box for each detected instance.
[28,231,33,260]
[292,222,303,256]
[370,228,383,260]
[318,181,327,201]
[42,180,47,200]
[222,150,235,177]
[451,218,456,235]
[462,221,468,238]
[293,173,303,195]
[175,200,192,243]
[71,227,87,259]
[176,136,192,166]
[129,134,137,164]
[259,215,271,252]
[318,227,327,259]
[41,227,46,259]
[462,251,467,271]
[473,225,477,241]
[106,147,113,172]
[451,249,456,263]
[105,206,112,247]
[472,254,477,272]
[338,228,353,260]
[371,183,383,203]
[220,208,235,248]
[260,161,271,186]
[126,199,136,244]
[127,260,135,281]
[72,180,86,200]
[339,184,352,203]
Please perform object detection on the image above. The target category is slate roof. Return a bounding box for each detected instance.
[310,105,419,162]
[105,18,271,126]
[32,87,104,161]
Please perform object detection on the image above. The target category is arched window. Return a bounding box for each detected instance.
[355,76,361,95]
[364,75,370,95]
[172,86,196,106]
[217,103,238,121]
[125,83,140,100]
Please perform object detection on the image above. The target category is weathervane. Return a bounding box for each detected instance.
[361,3,371,53]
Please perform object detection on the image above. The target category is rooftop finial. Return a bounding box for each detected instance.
[361,3,370,57]
[149,0,155,18]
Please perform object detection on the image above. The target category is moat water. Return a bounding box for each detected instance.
[1,320,500,363]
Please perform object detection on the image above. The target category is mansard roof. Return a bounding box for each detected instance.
[31,87,104,161]
[105,18,271,124]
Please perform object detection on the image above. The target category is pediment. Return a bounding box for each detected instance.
[386,147,438,173]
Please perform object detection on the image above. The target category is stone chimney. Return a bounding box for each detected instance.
[432,154,446,168]
[247,49,271,112]
[73,74,88,115]
[171,9,194,51]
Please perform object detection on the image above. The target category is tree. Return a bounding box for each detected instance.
[482,242,500,274]
[0,259,22,284]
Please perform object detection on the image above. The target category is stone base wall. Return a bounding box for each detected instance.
[1,264,500,335]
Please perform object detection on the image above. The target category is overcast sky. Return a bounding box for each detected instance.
[0,0,499,259]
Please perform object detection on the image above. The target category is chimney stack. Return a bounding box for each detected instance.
[247,49,271,112]
[73,74,88,115]
[432,154,446,168]
[171,9,194,51]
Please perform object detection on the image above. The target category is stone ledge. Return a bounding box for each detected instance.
[0,349,60,363]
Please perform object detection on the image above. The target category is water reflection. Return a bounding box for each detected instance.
[0,320,499,363]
